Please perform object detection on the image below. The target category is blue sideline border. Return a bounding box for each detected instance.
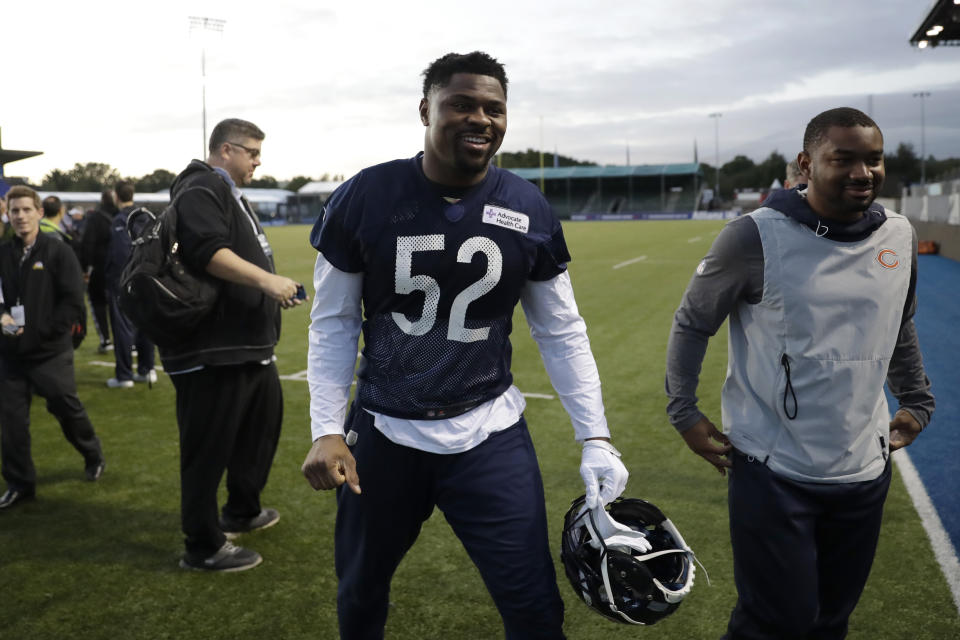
[887,255,960,611]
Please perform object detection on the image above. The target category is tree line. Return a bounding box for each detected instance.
[38,163,344,194]
[34,145,958,198]
[699,143,960,199]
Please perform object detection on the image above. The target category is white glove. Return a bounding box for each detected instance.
[580,439,628,509]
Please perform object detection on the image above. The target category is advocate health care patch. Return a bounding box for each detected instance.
[481,204,529,234]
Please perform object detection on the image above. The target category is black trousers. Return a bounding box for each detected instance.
[87,271,110,345]
[0,350,103,493]
[723,451,892,640]
[335,409,565,640]
[171,362,283,557]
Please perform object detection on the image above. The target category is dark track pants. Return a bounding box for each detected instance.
[107,292,154,380]
[723,452,892,640]
[0,350,103,492]
[335,410,565,640]
[171,362,282,557]
[87,272,110,345]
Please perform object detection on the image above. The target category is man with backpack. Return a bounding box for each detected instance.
[0,186,105,510]
[166,118,304,572]
[103,180,155,388]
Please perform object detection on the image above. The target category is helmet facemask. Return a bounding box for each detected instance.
[560,495,700,625]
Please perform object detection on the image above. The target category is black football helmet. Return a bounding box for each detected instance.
[560,495,697,625]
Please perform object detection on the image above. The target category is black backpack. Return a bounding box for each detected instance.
[118,188,221,347]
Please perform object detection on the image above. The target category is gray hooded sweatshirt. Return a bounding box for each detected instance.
[665,188,934,483]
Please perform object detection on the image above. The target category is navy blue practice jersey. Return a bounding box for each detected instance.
[310,154,571,419]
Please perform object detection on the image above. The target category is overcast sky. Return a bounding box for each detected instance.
[3,0,959,186]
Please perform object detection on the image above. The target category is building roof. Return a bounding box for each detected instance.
[910,0,960,47]
[37,188,292,207]
[239,187,294,204]
[505,163,703,180]
[0,128,42,177]
[298,180,345,195]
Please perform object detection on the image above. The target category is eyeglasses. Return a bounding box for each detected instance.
[227,141,261,160]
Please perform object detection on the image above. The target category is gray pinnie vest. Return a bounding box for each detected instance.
[722,207,912,483]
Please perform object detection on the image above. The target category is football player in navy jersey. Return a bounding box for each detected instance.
[302,51,628,639]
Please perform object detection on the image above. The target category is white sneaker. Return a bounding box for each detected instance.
[132,370,158,384]
[106,378,134,389]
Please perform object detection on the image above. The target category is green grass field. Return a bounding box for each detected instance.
[1,221,957,639]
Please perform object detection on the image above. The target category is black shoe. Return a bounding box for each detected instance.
[179,542,263,572]
[85,459,106,481]
[0,488,35,510]
[219,508,280,539]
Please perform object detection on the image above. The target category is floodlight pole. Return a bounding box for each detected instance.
[709,113,722,207]
[913,91,930,193]
[539,116,545,193]
[190,16,226,158]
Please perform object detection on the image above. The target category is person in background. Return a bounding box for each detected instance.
[82,190,116,353]
[166,118,304,572]
[40,195,71,243]
[0,186,105,510]
[784,158,806,189]
[103,180,156,389]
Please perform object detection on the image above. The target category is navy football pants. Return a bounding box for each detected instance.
[723,451,892,640]
[334,410,565,640]
[107,292,154,381]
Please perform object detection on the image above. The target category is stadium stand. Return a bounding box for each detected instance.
[507,163,704,219]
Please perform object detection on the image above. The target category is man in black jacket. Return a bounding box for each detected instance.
[0,186,105,510]
[81,190,117,353]
[167,118,304,571]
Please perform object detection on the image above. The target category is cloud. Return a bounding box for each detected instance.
[3,0,957,184]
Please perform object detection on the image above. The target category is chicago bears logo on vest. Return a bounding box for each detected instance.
[876,248,899,269]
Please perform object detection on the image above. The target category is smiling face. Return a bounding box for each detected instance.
[799,125,885,222]
[420,72,507,187]
[7,196,43,245]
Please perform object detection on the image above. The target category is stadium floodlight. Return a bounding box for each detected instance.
[189,16,226,157]
[918,40,929,48]
[912,91,931,192]
[709,113,722,207]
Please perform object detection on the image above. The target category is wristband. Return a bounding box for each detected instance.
[583,439,621,457]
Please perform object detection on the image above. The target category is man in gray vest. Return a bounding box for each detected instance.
[665,107,934,640]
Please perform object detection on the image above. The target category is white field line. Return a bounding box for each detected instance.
[893,448,960,614]
[88,359,556,400]
[89,360,164,371]
[687,236,703,243]
[613,255,647,270]
[273,369,558,400]
[274,371,556,400]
